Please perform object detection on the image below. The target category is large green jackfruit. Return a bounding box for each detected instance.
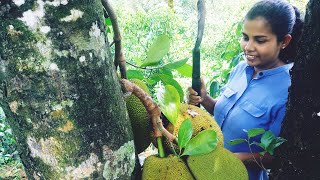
[142,155,194,180]
[187,146,248,180]
[125,79,152,153]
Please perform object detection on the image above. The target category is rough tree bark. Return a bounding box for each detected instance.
[0,0,138,179]
[270,0,320,179]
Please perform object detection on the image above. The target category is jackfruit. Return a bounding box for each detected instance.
[187,146,248,180]
[142,155,194,180]
[160,103,223,153]
[125,79,152,153]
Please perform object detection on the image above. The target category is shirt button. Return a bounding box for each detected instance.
[259,72,264,76]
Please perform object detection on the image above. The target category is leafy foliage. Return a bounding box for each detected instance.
[228,128,287,156]
[0,107,19,165]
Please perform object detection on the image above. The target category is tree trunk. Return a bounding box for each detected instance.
[270,0,320,179]
[0,1,138,179]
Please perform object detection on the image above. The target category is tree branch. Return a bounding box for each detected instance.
[102,0,127,79]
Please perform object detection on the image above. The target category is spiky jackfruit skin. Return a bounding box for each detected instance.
[142,155,194,180]
[125,79,152,153]
[166,103,224,147]
[187,146,248,180]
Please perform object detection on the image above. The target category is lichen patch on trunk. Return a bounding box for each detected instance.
[60,9,84,22]
[27,136,61,167]
[65,153,101,179]
[103,141,136,180]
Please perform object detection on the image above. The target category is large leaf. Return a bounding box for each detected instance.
[163,58,189,70]
[260,131,275,150]
[178,118,193,150]
[127,70,144,80]
[156,85,180,125]
[247,128,265,139]
[182,130,218,156]
[176,64,192,77]
[141,34,171,67]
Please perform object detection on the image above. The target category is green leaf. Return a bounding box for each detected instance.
[260,131,275,152]
[141,34,171,67]
[158,74,184,102]
[127,70,144,80]
[228,139,246,145]
[178,118,193,150]
[163,58,189,70]
[105,18,112,26]
[156,85,180,125]
[182,130,218,156]
[247,128,265,139]
[209,81,220,98]
[176,64,192,77]
[159,68,173,78]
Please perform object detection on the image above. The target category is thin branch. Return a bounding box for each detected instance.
[102,0,127,79]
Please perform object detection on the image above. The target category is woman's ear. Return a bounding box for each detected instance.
[281,34,292,49]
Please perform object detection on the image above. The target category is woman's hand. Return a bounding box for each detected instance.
[187,78,208,106]
[187,78,216,115]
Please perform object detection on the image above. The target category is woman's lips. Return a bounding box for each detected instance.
[246,55,257,61]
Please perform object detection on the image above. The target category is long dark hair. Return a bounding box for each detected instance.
[245,0,304,63]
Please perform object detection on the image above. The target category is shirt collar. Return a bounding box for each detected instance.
[246,63,293,79]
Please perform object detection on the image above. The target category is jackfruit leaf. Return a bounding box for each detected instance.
[228,139,246,145]
[182,130,218,156]
[176,64,192,78]
[247,128,265,139]
[157,85,180,125]
[178,118,193,150]
[158,74,184,102]
[141,34,170,67]
[163,58,189,70]
[127,70,144,80]
[267,137,287,155]
[159,68,173,78]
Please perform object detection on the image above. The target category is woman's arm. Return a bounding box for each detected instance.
[234,152,276,169]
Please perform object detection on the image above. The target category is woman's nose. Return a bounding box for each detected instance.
[244,41,255,52]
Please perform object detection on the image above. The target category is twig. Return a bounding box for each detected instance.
[102,0,127,79]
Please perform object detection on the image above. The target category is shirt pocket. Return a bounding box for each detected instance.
[240,100,266,117]
[222,87,236,98]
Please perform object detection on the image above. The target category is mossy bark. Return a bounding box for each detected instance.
[0,1,137,179]
[270,0,320,179]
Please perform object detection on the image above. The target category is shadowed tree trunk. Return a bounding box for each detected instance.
[270,0,320,179]
[0,0,138,179]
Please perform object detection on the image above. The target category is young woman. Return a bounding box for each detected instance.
[188,0,304,179]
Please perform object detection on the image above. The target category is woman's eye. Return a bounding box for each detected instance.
[256,39,266,44]
[242,36,249,41]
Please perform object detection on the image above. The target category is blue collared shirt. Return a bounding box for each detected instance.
[214,61,293,180]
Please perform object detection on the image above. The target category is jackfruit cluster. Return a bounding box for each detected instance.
[187,146,248,180]
[142,155,194,180]
[125,79,152,153]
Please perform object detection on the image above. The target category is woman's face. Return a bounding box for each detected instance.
[240,17,286,72]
